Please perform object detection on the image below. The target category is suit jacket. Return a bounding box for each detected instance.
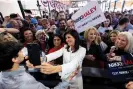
[46,45,86,80]
[46,45,86,89]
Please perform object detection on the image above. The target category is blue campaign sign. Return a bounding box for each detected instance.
[107,59,133,82]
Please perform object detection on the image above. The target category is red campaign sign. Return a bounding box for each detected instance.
[75,6,96,23]
[107,59,133,82]
[72,1,106,33]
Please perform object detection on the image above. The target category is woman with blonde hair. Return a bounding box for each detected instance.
[108,32,133,62]
[109,31,119,43]
[107,32,133,89]
[0,31,18,43]
[105,30,119,53]
[82,27,107,67]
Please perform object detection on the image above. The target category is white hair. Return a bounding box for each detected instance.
[35,30,49,40]
[116,32,133,53]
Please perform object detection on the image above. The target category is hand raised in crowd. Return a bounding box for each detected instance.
[126,81,133,89]
[107,53,122,62]
[107,46,121,62]
[107,53,115,61]
[0,28,19,33]
[85,55,95,61]
[46,25,57,33]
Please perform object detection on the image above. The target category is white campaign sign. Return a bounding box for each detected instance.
[72,1,106,33]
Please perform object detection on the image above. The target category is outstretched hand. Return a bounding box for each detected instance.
[38,62,62,74]
[126,81,133,89]
[26,59,62,74]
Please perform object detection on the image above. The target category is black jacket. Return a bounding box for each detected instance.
[105,41,115,54]
[114,48,133,60]
[83,42,107,61]
[82,41,107,67]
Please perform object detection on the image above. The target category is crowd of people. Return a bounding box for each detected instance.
[0,10,133,89]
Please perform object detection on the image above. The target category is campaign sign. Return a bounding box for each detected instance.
[72,1,106,33]
[107,59,133,82]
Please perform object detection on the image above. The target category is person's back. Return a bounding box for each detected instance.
[0,41,49,89]
[126,23,133,30]
[115,17,130,31]
[0,67,49,89]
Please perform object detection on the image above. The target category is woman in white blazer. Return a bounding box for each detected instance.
[27,30,86,89]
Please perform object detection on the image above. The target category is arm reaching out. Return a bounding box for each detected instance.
[0,28,19,33]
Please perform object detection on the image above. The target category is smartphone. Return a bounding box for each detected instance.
[105,30,110,33]
[27,43,41,66]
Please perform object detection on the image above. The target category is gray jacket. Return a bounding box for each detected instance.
[0,68,49,89]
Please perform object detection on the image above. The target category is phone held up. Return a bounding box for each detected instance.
[27,43,41,66]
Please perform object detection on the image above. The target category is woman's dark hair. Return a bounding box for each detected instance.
[101,19,111,27]
[59,18,67,24]
[0,41,23,71]
[50,34,63,48]
[53,34,63,43]
[119,17,129,25]
[64,30,80,53]
[21,29,35,43]
[10,13,17,19]
[35,16,42,21]
[106,14,112,25]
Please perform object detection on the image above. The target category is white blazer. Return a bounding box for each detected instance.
[46,45,86,80]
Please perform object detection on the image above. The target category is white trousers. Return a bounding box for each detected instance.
[54,72,83,89]
[69,72,83,89]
